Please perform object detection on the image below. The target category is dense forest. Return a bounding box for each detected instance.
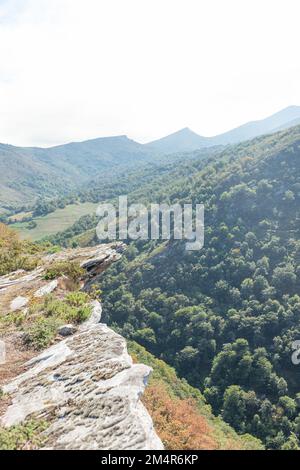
[96,126,300,449]
[34,126,300,449]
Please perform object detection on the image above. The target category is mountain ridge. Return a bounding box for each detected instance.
[1,106,300,213]
[145,105,300,152]
[145,127,207,154]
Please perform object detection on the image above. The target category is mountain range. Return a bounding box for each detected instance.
[146,105,300,153]
[1,105,300,212]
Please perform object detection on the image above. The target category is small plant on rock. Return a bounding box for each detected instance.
[44,261,84,282]
[65,291,90,307]
[23,293,92,349]
[23,316,60,350]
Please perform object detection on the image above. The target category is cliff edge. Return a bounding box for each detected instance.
[0,240,163,450]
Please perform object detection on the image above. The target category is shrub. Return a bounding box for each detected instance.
[27,220,37,230]
[65,291,90,307]
[44,261,84,281]
[23,294,92,349]
[0,223,40,275]
[89,285,103,300]
[23,317,60,350]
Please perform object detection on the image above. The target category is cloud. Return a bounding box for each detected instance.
[0,0,300,146]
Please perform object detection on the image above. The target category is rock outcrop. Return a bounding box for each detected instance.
[0,243,124,314]
[0,243,163,450]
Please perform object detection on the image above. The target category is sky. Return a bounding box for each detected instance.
[0,0,300,147]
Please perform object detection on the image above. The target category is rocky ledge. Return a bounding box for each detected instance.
[0,242,124,312]
[0,243,163,450]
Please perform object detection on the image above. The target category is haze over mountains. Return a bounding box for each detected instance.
[146,105,300,153]
[0,105,300,211]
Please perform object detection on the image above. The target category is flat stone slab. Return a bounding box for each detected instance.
[0,243,162,450]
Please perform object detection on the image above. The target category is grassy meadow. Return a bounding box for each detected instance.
[11,202,98,241]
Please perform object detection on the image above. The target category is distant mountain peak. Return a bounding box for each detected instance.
[175,127,201,136]
[145,127,206,154]
[178,126,194,132]
[153,127,201,138]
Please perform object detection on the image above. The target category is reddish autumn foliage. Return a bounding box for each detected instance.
[142,383,218,450]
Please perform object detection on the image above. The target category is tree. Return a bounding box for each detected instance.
[222,385,246,432]
[272,265,296,293]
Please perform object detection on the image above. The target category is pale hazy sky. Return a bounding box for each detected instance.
[0,0,300,147]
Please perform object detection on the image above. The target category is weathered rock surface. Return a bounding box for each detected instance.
[0,244,163,451]
[1,302,163,450]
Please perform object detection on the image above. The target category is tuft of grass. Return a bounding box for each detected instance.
[0,420,48,450]
[23,294,92,350]
[65,291,90,307]
[0,311,27,330]
[12,202,99,242]
[23,316,60,350]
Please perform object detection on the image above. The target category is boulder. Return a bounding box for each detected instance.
[34,280,58,298]
[10,296,28,312]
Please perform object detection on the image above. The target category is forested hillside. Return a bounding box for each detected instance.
[128,341,263,450]
[15,125,300,449]
[96,126,300,449]
[0,224,263,450]
[0,136,156,212]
